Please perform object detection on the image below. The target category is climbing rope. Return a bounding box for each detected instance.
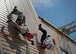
[11,0,15,7]
[4,0,9,14]
[9,0,13,12]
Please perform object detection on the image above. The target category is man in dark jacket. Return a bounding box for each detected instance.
[38,24,47,45]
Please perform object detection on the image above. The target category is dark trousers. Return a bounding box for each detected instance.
[39,27,47,45]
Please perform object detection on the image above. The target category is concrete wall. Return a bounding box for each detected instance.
[68,40,76,54]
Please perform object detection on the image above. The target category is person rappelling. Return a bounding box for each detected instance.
[7,6,34,45]
[38,24,54,49]
[38,24,47,45]
[7,6,26,26]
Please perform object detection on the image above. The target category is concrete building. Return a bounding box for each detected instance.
[0,0,76,54]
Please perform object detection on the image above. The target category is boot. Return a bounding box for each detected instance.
[31,41,34,45]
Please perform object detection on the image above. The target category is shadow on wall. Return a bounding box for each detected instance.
[1,23,26,54]
[35,33,45,54]
[8,22,25,54]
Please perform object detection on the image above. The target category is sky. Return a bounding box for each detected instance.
[32,0,76,41]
